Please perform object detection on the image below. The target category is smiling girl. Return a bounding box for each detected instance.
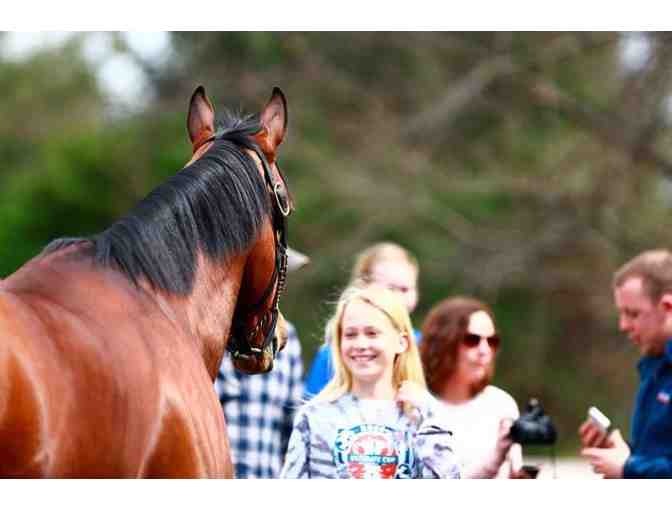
[281,286,460,479]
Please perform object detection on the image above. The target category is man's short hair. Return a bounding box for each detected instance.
[613,249,672,302]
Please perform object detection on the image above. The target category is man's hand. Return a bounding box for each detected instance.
[580,429,630,479]
[578,417,612,448]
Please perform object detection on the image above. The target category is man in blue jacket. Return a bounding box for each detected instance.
[579,249,672,478]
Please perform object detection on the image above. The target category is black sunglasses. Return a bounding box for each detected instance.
[463,332,501,350]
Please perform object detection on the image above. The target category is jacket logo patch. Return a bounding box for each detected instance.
[656,391,670,404]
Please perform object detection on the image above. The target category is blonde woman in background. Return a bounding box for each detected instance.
[304,242,420,397]
[281,286,459,479]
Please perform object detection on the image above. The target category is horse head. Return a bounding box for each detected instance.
[186,86,293,374]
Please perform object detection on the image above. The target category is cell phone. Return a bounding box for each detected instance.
[588,406,611,433]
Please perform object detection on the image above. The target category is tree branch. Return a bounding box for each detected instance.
[529,77,672,178]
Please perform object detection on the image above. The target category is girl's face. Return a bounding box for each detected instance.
[367,260,418,313]
[340,300,407,386]
[453,310,497,391]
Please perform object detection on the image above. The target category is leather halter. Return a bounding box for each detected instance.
[194,132,291,366]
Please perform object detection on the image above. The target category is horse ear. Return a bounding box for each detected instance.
[187,85,215,150]
[256,87,288,161]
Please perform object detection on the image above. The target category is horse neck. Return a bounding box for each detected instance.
[158,251,247,380]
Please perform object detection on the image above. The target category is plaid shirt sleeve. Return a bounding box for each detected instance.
[280,323,304,457]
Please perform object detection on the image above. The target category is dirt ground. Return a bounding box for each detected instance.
[525,456,602,479]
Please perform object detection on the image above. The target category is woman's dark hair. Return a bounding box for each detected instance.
[419,296,494,396]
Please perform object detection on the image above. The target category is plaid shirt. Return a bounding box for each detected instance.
[215,322,303,478]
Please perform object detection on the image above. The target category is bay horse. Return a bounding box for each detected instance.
[0,85,294,477]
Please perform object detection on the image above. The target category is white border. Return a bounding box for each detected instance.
[3,2,672,31]
[0,478,659,510]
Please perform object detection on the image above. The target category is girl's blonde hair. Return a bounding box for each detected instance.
[350,242,419,286]
[313,285,426,415]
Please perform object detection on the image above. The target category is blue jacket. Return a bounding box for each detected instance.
[304,343,333,398]
[304,330,421,399]
[623,339,672,478]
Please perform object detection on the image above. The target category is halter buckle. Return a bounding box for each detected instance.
[273,182,292,217]
[232,346,264,361]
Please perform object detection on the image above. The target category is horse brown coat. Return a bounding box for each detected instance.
[0,87,291,477]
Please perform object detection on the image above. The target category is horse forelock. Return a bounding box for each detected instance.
[44,112,272,298]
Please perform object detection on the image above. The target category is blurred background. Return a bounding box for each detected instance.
[1,31,671,455]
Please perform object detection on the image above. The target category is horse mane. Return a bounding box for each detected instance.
[43,111,271,296]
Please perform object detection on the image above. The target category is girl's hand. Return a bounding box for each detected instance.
[396,381,430,409]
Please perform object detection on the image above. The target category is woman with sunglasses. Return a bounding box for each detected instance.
[419,296,524,478]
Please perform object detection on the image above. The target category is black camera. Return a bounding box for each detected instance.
[509,398,557,446]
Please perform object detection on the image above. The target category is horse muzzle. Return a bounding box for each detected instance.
[230,312,288,374]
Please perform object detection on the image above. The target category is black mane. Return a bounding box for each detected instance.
[44,111,271,296]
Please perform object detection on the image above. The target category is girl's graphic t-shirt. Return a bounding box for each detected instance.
[280,394,460,479]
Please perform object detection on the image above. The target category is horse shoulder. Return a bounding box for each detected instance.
[0,292,50,476]
[140,386,233,478]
